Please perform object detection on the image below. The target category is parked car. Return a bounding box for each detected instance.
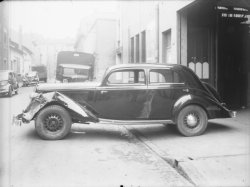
[15,64,236,140]
[23,71,39,86]
[31,65,47,82]
[0,70,19,97]
[16,73,24,87]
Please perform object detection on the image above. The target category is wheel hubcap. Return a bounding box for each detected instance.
[44,114,63,132]
[184,113,199,128]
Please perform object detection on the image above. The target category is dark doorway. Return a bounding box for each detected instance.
[182,0,250,109]
[217,8,249,109]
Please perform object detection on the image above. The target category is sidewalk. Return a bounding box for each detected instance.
[126,108,250,186]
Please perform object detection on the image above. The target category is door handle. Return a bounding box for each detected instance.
[182,88,189,93]
[100,90,108,94]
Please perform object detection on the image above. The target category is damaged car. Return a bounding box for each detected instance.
[14,64,236,140]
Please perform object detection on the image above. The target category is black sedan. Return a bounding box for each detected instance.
[15,64,236,140]
[0,70,19,97]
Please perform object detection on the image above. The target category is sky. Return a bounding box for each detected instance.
[9,1,118,39]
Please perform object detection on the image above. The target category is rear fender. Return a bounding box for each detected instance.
[172,94,224,122]
[172,94,194,120]
[21,92,98,123]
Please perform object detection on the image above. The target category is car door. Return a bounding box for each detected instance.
[93,68,148,120]
[147,68,186,120]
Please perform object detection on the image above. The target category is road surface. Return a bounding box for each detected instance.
[0,86,191,187]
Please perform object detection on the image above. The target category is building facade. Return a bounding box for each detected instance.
[9,39,23,73]
[119,0,250,109]
[29,35,74,81]
[9,28,34,74]
[9,39,33,74]
[75,18,118,81]
[0,1,10,70]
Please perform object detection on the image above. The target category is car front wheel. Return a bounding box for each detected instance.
[15,87,18,94]
[176,105,208,136]
[8,87,12,97]
[35,105,72,140]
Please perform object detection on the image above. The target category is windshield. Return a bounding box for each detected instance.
[26,72,37,77]
[63,68,89,76]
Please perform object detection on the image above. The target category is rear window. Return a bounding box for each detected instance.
[149,69,183,84]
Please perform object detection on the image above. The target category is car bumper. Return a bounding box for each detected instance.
[230,110,237,118]
[12,113,24,126]
[207,104,237,119]
[12,99,42,126]
[221,107,237,118]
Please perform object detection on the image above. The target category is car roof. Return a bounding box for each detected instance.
[107,63,184,72]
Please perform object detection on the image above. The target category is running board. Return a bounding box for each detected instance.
[99,118,174,125]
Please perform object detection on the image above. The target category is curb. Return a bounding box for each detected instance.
[124,126,209,186]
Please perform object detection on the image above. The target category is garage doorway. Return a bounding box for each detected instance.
[217,7,250,109]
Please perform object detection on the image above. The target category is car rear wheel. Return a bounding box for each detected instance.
[177,105,208,136]
[35,105,72,140]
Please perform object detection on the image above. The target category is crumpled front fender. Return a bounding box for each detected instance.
[14,91,99,124]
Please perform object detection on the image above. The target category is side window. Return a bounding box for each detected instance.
[150,71,166,83]
[149,69,183,84]
[107,70,145,85]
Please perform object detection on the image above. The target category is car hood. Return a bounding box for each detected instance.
[36,82,101,92]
